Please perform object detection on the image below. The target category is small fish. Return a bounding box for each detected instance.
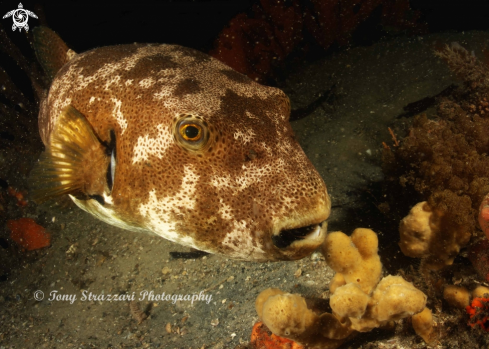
[30,27,331,261]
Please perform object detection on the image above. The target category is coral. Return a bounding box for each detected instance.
[443,285,471,309]
[384,43,489,271]
[399,201,471,269]
[254,229,431,348]
[210,1,303,82]
[435,43,489,87]
[210,0,424,82]
[412,307,435,343]
[466,297,489,332]
[7,218,50,251]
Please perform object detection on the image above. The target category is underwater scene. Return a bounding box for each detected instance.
[1,1,489,348]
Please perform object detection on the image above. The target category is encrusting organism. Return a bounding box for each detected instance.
[254,229,434,349]
[466,297,489,332]
[7,218,51,251]
[250,321,305,349]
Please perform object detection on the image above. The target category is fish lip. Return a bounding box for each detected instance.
[272,221,327,249]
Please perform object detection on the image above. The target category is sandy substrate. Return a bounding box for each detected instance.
[1,31,489,348]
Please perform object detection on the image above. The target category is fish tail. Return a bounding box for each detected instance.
[33,26,76,82]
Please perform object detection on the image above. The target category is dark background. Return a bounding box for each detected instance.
[1,1,252,52]
[2,0,489,54]
[1,0,489,112]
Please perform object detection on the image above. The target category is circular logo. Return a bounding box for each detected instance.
[12,9,28,27]
[33,290,44,301]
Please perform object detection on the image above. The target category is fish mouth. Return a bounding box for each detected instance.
[272,221,327,250]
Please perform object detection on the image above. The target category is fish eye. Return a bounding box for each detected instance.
[180,123,202,142]
[174,117,211,152]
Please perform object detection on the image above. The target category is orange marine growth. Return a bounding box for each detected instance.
[466,297,489,331]
[251,322,304,349]
[7,218,51,251]
[7,187,28,207]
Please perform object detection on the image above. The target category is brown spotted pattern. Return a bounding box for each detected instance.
[40,44,331,261]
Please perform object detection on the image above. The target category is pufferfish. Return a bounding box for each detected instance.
[30,27,331,261]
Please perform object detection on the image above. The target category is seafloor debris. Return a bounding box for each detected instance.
[129,301,148,325]
[165,323,172,334]
[252,229,433,349]
[7,217,50,251]
[7,187,28,207]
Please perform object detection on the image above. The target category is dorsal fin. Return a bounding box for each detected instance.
[32,26,76,82]
[30,105,110,203]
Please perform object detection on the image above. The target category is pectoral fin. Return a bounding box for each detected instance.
[30,105,111,203]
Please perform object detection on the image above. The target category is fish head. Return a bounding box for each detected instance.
[32,37,331,261]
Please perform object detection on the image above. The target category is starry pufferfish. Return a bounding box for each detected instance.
[30,27,331,261]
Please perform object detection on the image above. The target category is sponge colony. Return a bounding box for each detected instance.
[322,228,382,294]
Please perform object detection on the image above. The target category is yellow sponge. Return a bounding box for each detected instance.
[322,228,382,294]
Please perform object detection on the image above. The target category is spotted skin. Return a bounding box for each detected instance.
[39,43,331,261]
